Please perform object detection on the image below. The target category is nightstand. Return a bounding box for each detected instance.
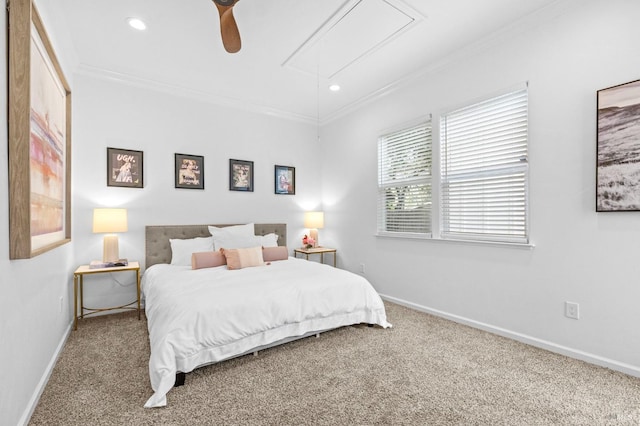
[293,247,337,267]
[73,261,141,330]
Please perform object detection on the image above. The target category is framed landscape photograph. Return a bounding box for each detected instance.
[8,0,71,259]
[229,159,254,192]
[275,165,295,195]
[107,148,144,188]
[596,79,640,211]
[175,153,204,189]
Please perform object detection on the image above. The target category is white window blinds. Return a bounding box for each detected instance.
[378,120,432,236]
[440,88,529,243]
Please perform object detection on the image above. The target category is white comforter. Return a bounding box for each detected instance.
[142,257,391,408]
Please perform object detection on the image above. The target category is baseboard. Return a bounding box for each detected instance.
[18,320,73,426]
[381,294,640,379]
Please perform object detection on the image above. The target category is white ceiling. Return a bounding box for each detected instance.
[36,0,561,124]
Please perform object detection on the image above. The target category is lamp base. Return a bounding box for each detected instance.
[309,229,319,248]
[103,235,120,263]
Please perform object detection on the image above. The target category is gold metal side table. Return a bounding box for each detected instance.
[73,261,141,330]
[293,247,337,267]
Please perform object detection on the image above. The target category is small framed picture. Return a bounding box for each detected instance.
[175,153,204,189]
[107,147,143,188]
[229,159,254,192]
[275,165,295,195]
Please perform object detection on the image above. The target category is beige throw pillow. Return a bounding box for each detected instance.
[221,246,264,270]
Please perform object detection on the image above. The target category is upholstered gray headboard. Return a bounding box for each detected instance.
[145,223,287,269]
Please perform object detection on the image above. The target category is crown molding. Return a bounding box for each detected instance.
[75,64,318,125]
[73,0,574,129]
[321,0,576,125]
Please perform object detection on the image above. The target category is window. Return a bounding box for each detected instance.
[377,119,432,236]
[440,87,529,244]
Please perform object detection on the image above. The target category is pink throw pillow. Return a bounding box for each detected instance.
[262,246,288,262]
[191,251,227,270]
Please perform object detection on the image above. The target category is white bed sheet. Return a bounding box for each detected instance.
[142,256,391,408]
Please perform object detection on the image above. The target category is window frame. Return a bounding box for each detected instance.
[376,117,433,239]
[439,86,530,245]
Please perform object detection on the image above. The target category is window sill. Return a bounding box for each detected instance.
[375,233,535,249]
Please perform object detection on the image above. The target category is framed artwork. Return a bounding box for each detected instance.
[229,159,254,192]
[107,148,144,188]
[275,165,296,195]
[175,153,204,189]
[8,0,72,259]
[596,79,640,211]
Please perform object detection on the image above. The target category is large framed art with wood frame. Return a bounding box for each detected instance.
[8,0,72,259]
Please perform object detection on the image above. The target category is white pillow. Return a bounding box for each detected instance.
[208,223,254,239]
[258,233,278,248]
[169,236,214,266]
[213,233,278,251]
[212,235,252,251]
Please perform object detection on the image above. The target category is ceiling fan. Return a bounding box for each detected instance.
[212,0,242,53]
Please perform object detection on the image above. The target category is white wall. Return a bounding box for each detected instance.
[321,0,640,375]
[2,9,320,425]
[0,4,76,426]
[5,0,640,424]
[71,74,321,309]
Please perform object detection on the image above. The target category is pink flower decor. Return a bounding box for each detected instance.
[302,234,315,249]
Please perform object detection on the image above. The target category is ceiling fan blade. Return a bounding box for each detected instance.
[220,8,241,53]
[213,1,241,53]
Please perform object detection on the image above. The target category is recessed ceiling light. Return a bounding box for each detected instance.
[329,84,341,92]
[126,17,147,31]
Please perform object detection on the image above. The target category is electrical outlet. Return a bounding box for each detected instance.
[359,263,365,274]
[59,296,64,314]
[565,301,579,319]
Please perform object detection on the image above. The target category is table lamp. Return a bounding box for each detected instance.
[93,208,128,262]
[304,211,324,248]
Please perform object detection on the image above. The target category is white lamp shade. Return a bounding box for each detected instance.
[304,211,324,229]
[93,208,128,262]
[93,208,128,233]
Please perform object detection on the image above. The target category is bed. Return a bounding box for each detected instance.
[142,223,391,408]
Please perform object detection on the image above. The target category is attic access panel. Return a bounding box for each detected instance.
[283,0,420,79]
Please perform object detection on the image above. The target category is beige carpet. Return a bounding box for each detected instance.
[30,302,640,425]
